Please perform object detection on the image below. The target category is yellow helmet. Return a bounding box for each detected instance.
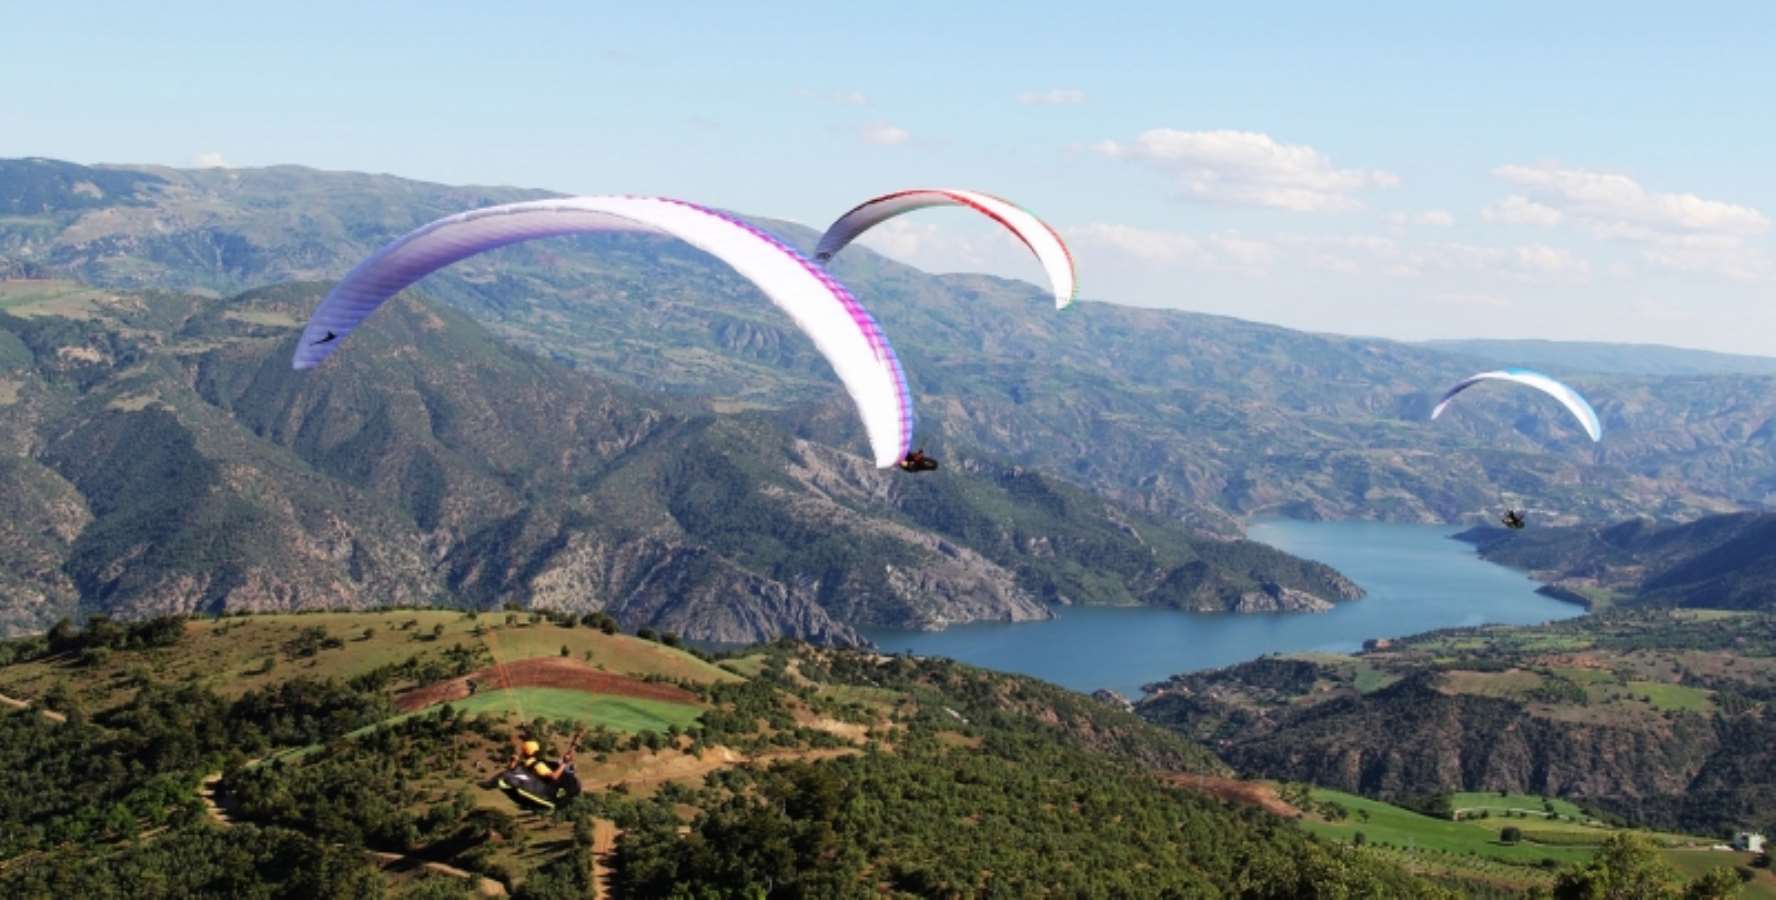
[522,740,541,757]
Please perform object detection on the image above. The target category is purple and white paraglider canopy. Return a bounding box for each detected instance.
[293,196,915,467]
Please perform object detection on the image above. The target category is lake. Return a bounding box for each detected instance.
[860,519,1583,698]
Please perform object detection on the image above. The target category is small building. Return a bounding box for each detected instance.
[1362,638,1393,652]
[1733,832,1766,853]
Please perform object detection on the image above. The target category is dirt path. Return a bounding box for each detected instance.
[591,818,619,900]
[365,851,508,897]
[198,772,234,827]
[395,657,701,712]
[1161,773,1303,819]
[0,691,66,723]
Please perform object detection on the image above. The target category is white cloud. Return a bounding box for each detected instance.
[1067,223,1277,272]
[193,151,228,168]
[1095,129,1398,212]
[860,123,910,145]
[1483,195,1563,227]
[1018,88,1087,106]
[1494,163,1769,235]
[1072,222,1585,282]
[1388,210,1455,227]
[800,88,870,106]
[1491,163,1771,279]
[1509,244,1586,274]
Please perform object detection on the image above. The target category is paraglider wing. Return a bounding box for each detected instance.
[1430,368,1602,442]
[293,197,915,468]
[813,189,1077,309]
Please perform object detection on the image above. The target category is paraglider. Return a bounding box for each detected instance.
[898,448,939,472]
[1430,369,1603,443]
[293,196,917,468]
[814,189,1077,310]
[494,734,582,810]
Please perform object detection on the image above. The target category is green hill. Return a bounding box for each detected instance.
[0,611,1451,897]
[1459,513,1776,612]
[1137,611,1776,841]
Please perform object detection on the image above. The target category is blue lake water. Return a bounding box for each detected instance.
[860,520,1583,698]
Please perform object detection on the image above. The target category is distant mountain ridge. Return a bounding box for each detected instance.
[5,157,1774,530]
[1421,338,1776,377]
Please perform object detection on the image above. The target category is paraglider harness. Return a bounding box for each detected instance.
[496,730,583,810]
[898,449,939,473]
[1501,510,1527,530]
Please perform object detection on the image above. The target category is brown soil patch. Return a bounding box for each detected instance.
[591,818,619,900]
[1161,773,1302,819]
[0,691,66,723]
[395,657,700,712]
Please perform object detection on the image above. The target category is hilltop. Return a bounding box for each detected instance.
[5,157,1775,533]
[0,610,1450,897]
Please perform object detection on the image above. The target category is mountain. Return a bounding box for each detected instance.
[1457,512,1776,611]
[1136,611,1776,839]
[0,277,1358,640]
[5,158,1776,530]
[1422,337,1776,377]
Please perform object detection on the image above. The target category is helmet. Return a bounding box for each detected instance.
[522,740,541,757]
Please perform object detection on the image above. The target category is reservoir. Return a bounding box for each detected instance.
[860,520,1583,698]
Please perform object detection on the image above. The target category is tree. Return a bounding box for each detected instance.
[1501,826,1522,844]
[1687,866,1745,899]
[1552,833,1741,900]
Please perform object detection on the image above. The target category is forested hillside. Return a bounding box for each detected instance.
[0,611,1451,897]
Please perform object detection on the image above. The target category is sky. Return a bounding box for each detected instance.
[4,1,1775,353]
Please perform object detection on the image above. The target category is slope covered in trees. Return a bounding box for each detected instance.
[0,610,1455,897]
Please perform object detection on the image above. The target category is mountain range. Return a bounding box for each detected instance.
[6,157,1776,532]
[4,157,1776,640]
[0,274,1358,641]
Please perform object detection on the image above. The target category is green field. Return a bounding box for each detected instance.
[1663,849,1776,899]
[1301,788,1595,867]
[0,280,112,319]
[1624,680,1714,712]
[1451,792,1590,821]
[0,610,737,712]
[1350,661,1400,694]
[1305,787,1759,896]
[395,687,703,734]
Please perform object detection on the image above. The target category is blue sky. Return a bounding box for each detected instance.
[5,1,1775,352]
